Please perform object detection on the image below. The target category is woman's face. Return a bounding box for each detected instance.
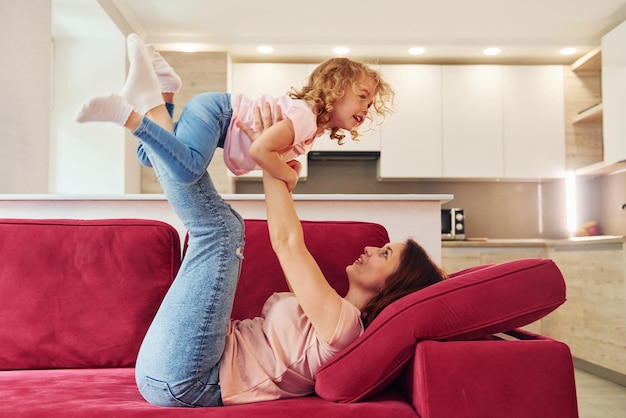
[346,242,405,293]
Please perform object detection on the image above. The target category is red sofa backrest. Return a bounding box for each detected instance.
[0,218,390,371]
[0,219,181,371]
[232,219,391,320]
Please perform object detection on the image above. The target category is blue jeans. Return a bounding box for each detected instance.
[133,101,245,407]
[135,93,232,184]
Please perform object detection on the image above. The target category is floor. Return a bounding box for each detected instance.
[575,369,626,417]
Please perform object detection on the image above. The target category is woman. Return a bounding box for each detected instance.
[122,54,445,408]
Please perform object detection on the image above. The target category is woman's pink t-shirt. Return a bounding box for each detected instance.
[219,292,363,405]
[224,94,319,175]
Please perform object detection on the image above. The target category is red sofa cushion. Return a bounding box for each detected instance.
[315,258,566,402]
[0,219,181,370]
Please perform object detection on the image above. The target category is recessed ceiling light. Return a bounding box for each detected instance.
[483,47,501,56]
[332,46,350,55]
[179,44,198,53]
[408,47,425,55]
[560,47,577,56]
[256,45,274,54]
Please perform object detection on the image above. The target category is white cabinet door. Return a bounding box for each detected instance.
[378,65,443,178]
[442,66,504,178]
[230,63,309,178]
[232,63,308,99]
[502,66,565,179]
[306,64,382,152]
[602,20,626,165]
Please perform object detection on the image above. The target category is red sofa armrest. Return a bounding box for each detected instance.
[397,330,579,418]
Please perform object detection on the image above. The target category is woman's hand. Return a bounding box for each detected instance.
[236,102,283,141]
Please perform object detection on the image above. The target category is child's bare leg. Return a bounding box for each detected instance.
[146,105,174,132]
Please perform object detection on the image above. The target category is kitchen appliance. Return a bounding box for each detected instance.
[441,208,465,240]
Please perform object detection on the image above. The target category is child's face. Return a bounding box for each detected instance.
[326,76,377,131]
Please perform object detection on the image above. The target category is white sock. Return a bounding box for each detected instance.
[120,34,163,114]
[74,93,133,126]
[147,44,182,93]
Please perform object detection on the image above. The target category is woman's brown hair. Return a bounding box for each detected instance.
[288,57,394,143]
[360,238,447,329]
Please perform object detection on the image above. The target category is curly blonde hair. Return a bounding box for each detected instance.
[288,58,394,143]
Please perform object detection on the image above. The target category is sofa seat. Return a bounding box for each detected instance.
[0,368,416,418]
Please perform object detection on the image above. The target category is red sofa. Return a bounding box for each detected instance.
[0,218,579,417]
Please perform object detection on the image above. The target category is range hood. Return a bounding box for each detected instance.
[308,151,380,161]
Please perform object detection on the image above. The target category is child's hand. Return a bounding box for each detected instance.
[287,160,302,178]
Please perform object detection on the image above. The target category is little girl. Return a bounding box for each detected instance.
[75,34,394,191]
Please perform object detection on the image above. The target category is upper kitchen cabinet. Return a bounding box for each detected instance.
[306,64,382,152]
[378,65,443,178]
[230,63,310,179]
[442,65,504,178]
[502,66,565,179]
[601,20,626,169]
[231,63,308,99]
[442,65,565,179]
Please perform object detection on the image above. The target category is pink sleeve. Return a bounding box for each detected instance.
[326,299,363,350]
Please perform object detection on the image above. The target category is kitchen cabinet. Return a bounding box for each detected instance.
[378,65,443,178]
[601,20,626,167]
[547,241,626,377]
[442,65,504,178]
[575,19,626,176]
[441,65,565,179]
[305,64,382,152]
[502,66,565,178]
[230,63,310,179]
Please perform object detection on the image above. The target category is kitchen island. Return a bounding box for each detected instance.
[0,193,452,263]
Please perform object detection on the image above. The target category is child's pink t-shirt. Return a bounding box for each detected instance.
[224,94,319,175]
[219,292,363,405]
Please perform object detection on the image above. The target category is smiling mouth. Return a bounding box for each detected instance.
[353,115,364,126]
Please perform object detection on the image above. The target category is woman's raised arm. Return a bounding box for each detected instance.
[262,170,344,343]
[238,103,345,343]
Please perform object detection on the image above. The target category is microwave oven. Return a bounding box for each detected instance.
[441,208,465,240]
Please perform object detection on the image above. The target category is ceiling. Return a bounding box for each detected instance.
[52,0,626,64]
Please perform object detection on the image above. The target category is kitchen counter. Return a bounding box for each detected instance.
[442,235,624,248]
[0,193,453,263]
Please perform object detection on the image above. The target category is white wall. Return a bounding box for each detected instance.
[0,0,52,193]
[0,0,134,194]
[50,37,128,193]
